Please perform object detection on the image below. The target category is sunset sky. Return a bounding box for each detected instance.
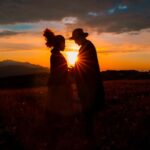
[0,0,150,71]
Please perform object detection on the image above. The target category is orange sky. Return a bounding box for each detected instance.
[0,29,150,71]
[0,0,150,71]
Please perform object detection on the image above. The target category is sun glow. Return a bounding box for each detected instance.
[66,51,78,66]
[64,40,80,66]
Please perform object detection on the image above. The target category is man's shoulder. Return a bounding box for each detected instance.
[86,40,96,49]
[80,40,96,53]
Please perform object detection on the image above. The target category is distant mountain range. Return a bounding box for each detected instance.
[0,60,150,79]
[0,60,49,78]
[0,60,150,89]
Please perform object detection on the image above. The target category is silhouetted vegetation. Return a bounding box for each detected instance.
[102,70,150,80]
[0,70,150,89]
[0,73,49,89]
[0,80,149,150]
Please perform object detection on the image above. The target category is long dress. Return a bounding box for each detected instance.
[47,49,74,116]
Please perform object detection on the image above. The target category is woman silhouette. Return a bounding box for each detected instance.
[43,29,73,116]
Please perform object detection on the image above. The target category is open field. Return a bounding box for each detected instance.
[0,80,150,150]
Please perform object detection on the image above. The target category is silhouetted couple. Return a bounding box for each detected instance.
[43,28,105,145]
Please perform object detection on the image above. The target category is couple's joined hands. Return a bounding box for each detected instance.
[68,66,74,73]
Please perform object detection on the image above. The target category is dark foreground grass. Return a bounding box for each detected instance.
[0,80,150,150]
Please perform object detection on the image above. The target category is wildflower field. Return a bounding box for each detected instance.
[0,80,149,150]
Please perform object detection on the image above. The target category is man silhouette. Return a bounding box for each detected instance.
[70,28,105,139]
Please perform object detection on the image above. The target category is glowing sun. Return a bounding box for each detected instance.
[66,51,78,66]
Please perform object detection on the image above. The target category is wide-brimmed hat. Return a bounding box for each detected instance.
[69,28,88,40]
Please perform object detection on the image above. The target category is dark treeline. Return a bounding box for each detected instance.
[102,70,150,80]
[0,70,150,89]
[0,73,49,89]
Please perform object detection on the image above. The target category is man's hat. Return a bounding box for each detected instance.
[69,28,88,40]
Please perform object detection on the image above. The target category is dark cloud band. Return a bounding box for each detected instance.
[0,31,22,36]
[0,0,149,33]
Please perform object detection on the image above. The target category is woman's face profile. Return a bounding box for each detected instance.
[46,41,50,48]
[45,38,51,48]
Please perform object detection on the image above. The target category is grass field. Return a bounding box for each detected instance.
[0,80,150,150]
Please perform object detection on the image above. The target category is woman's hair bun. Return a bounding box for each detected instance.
[43,28,55,39]
[43,28,55,47]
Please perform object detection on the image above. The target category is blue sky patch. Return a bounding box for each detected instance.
[0,24,33,31]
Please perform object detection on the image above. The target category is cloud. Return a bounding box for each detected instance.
[0,42,39,51]
[0,31,22,37]
[0,0,149,33]
[0,30,39,37]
